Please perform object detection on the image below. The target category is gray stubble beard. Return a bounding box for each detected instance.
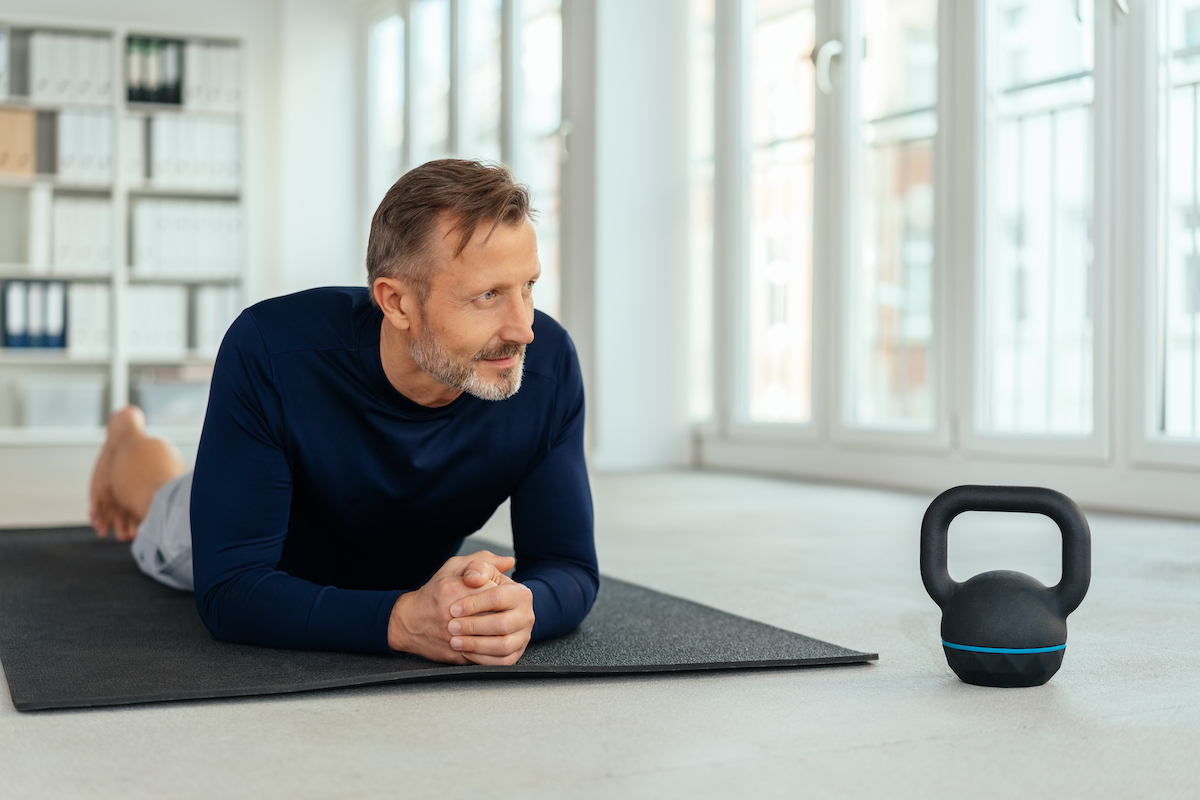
[408,324,526,401]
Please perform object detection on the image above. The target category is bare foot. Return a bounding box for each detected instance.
[89,406,147,541]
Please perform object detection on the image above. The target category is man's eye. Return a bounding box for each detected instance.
[480,291,497,301]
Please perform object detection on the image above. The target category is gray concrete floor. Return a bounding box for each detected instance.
[1,467,1198,798]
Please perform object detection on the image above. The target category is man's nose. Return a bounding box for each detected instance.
[502,293,535,344]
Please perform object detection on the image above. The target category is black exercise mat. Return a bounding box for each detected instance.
[0,527,876,711]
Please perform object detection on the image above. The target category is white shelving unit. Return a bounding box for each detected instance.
[0,20,244,446]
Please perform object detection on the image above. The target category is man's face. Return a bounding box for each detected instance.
[408,218,540,401]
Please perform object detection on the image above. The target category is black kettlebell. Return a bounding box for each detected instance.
[920,485,1091,688]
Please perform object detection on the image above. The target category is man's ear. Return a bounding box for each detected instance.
[374,277,417,332]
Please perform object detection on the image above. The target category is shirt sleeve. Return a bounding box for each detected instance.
[190,311,402,654]
[509,333,600,641]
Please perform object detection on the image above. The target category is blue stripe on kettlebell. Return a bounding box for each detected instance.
[942,641,1066,654]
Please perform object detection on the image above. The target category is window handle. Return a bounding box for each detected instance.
[1115,0,1129,13]
[555,119,573,160]
[814,39,844,95]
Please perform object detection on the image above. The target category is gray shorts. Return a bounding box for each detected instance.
[131,471,194,592]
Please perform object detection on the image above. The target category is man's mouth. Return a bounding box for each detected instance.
[475,344,525,370]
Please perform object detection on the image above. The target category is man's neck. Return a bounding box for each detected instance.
[378,320,463,408]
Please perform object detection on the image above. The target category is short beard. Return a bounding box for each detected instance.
[408,325,526,402]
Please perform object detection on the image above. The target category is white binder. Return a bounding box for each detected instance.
[26,281,45,344]
[184,40,204,109]
[45,281,65,347]
[124,115,145,183]
[69,35,90,103]
[0,26,10,101]
[29,185,52,275]
[51,196,74,273]
[96,111,113,183]
[4,281,27,347]
[67,282,111,358]
[30,31,53,102]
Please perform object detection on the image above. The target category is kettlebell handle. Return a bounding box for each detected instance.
[920,485,1091,616]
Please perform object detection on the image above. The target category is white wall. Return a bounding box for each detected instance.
[586,0,693,470]
[275,0,362,294]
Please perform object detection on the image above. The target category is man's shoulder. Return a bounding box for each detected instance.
[238,287,372,355]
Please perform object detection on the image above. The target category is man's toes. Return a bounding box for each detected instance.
[106,406,146,440]
[122,513,141,541]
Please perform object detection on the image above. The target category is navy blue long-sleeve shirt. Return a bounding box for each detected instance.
[189,287,598,654]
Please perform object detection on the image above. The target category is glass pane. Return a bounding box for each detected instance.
[367,15,405,211]
[462,0,502,163]
[689,0,715,423]
[849,0,937,429]
[746,0,815,424]
[520,0,562,318]
[1157,1,1200,439]
[981,0,1093,435]
[411,0,451,167]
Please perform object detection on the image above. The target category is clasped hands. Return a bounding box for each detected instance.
[387,550,534,666]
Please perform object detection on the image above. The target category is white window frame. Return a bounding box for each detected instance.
[698,0,1200,518]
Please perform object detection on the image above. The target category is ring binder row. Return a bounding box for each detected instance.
[3,280,69,350]
[0,107,240,189]
[132,198,242,278]
[126,36,183,105]
[127,36,240,113]
[2,279,239,361]
[0,27,113,106]
[51,196,114,276]
[0,106,113,183]
[124,284,240,360]
[0,109,239,189]
[142,114,241,190]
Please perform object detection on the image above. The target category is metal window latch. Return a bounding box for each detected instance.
[813,39,844,95]
[555,119,573,160]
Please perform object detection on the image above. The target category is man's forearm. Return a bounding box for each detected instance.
[196,568,402,654]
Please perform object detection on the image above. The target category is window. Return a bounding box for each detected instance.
[850,0,938,429]
[745,0,816,424]
[363,0,563,317]
[697,0,1200,516]
[1158,0,1200,440]
[981,0,1094,436]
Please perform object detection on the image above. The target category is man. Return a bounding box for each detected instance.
[87,160,598,666]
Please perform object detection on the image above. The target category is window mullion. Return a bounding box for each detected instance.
[713,0,749,436]
[449,0,462,155]
[500,0,518,168]
[401,0,415,172]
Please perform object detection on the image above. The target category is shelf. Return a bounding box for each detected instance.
[0,351,109,367]
[0,426,107,446]
[0,266,112,282]
[127,185,239,200]
[125,101,239,119]
[127,273,239,285]
[0,98,114,113]
[0,174,114,193]
[141,424,203,445]
[129,357,216,369]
